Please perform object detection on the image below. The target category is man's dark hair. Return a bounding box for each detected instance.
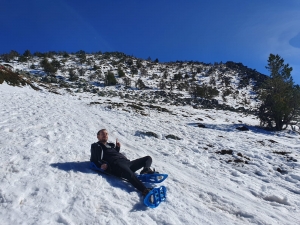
[97,129,107,135]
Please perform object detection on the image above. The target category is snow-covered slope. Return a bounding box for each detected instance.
[1,52,266,111]
[0,83,299,225]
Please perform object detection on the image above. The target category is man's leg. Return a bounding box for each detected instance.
[129,156,152,173]
[113,160,148,193]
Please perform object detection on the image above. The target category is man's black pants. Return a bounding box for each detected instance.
[112,156,152,192]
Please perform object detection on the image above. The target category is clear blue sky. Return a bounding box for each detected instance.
[1,0,300,83]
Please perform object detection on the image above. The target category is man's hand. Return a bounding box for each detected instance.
[116,138,121,148]
[101,164,107,170]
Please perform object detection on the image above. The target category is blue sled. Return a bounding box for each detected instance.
[90,162,110,174]
[144,186,167,208]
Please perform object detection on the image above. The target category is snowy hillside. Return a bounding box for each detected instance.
[1,51,266,113]
[0,82,299,225]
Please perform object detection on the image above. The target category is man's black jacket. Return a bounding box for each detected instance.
[90,142,128,171]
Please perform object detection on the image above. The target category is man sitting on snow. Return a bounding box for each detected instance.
[90,129,156,197]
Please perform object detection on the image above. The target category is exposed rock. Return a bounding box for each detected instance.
[216,150,233,155]
[136,131,158,138]
[165,134,181,140]
[89,102,101,105]
[273,151,291,155]
[276,167,288,174]
[236,126,249,131]
[127,104,144,111]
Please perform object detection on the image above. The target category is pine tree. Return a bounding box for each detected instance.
[40,58,57,76]
[135,78,146,89]
[158,79,166,90]
[258,54,300,130]
[118,67,125,77]
[123,77,131,87]
[105,71,117,86]
[23,50,32,57]
[68,69,78,81]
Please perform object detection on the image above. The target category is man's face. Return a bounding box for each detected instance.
[97,130,108,143]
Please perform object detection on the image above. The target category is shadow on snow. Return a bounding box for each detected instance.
[187,122,277,136]
[50,161,149,211]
